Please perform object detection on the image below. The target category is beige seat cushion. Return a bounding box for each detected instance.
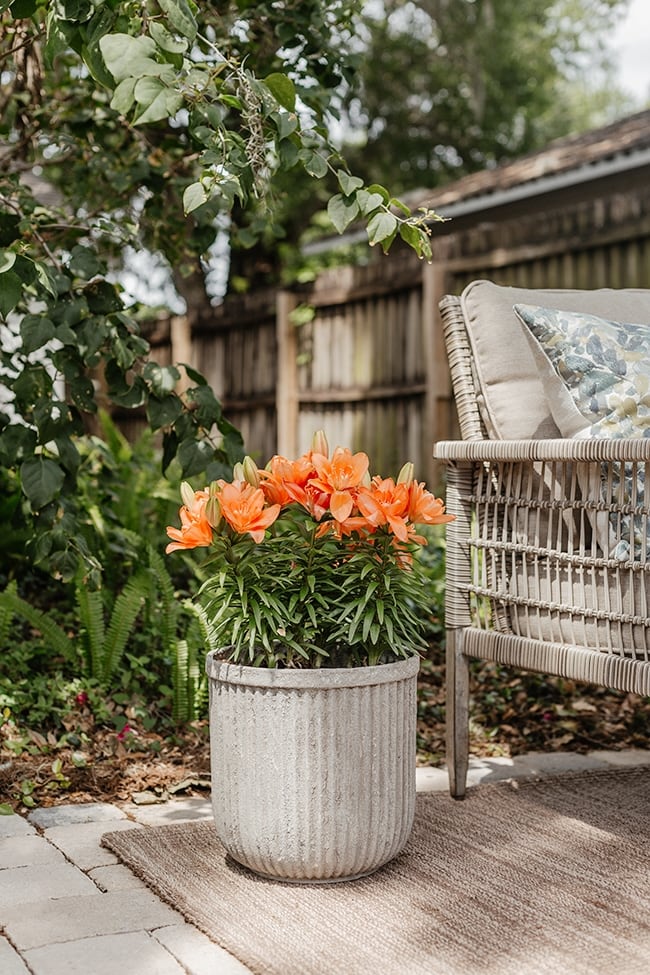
[461,281,650,439]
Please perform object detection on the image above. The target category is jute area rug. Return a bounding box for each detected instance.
[102,766,650,975]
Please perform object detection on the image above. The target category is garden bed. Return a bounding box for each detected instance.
[2,654,649,813]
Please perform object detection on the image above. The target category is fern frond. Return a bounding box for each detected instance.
[0,587,74,661]
[75,582,106,679]
[101,572,147,683]
[0,580,17,647]
[147,544,178,651]
[172,638,191,724]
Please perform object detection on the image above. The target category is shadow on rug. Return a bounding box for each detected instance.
[103,766,650,975]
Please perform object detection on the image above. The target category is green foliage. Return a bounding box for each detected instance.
[200,510,436,668]
[0,422,210,731]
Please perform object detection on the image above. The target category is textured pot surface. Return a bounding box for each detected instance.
[206,651,419,883]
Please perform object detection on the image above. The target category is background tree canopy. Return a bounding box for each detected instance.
[339,0,636,194]
[0,0,636,582]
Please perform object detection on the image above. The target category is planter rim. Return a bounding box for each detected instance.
[205,649,420,688]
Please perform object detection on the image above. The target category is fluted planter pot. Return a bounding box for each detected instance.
[205,650,419,883]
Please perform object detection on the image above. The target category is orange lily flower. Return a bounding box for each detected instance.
[356,477,411,541]
[165,488,213,553]
[310,447,369,522]
[408,481,455,525]
[260,454,316,506]
[219,481,281,543]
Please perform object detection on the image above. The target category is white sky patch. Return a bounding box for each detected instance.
[609,0,650,102]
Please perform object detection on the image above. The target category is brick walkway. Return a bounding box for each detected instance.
[2,749,649,974]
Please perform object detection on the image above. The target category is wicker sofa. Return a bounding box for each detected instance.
[434,280,650,798]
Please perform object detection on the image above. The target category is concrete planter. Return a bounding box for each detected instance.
[205,650,420,883]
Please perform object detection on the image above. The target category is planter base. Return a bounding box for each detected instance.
[206,651,420,883]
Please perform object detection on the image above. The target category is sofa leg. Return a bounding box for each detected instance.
[446,631,470,799]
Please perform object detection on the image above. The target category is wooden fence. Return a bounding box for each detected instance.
[136,179,650,489]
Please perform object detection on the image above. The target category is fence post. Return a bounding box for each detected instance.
[276,290,299,458]
[422,260,451,491]
[170,315,193,394]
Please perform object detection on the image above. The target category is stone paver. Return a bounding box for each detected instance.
[88,863,148,892]
[0,834,67,869]
[0,813,36,838]
[0,935,31,975]
[121,795,213,826]
[27,803,127,829]
[42,819,142,871]
[153,923,253,975]
[0,862,99,910]
[24,931,186,975]
[3,888,184,951]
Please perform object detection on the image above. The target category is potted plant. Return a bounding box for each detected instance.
[165,431,453,883]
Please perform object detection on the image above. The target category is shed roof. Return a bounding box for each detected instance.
[408,108,650,217]
[306,109,650,253]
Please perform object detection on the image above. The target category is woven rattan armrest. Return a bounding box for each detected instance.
[434,438,650,464]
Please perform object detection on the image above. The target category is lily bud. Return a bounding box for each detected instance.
[180,481,195,509]
[397,461,414,486]
[206,482,222,529]
[361,469,371,488]
[311,429,329,457]
[232,462,245,482]
[242,455,261,487]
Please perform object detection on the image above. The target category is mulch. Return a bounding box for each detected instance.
[1,654,649,813]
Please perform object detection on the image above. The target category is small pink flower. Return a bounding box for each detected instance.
[117,723,136,741]
[75,692,89,707]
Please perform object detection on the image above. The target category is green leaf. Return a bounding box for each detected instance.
[20,457,65,509]
[399,223,432,259]
[300,150,328,179]
[20,315,55,354]
[356,189,384,216]
[183,181,208,214]
[367,211,398,246]
[0,250,16,274]
[327,194,360,234]
[178,438,217,477]
[337,170,363,195]
[274,111,298,140]
[367,183,390,203]
[149,20,189,53]
[0,803,13,815]
[143,362,180,397]
[157,0,198,41]
[99,33,161,83]
[34,262,58,297]
[146,394,183,430]
[68,245,102,279]
[0,271,22,317]
[390,196,411,217]
[263,72,296,112]
[84,280,122,314]
[133,77,183,124]
[110,77,137,115]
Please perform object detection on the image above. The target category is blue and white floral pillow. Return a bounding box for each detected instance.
[514,303,650,559]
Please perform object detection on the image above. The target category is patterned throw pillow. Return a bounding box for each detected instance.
[514,303,650,559]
